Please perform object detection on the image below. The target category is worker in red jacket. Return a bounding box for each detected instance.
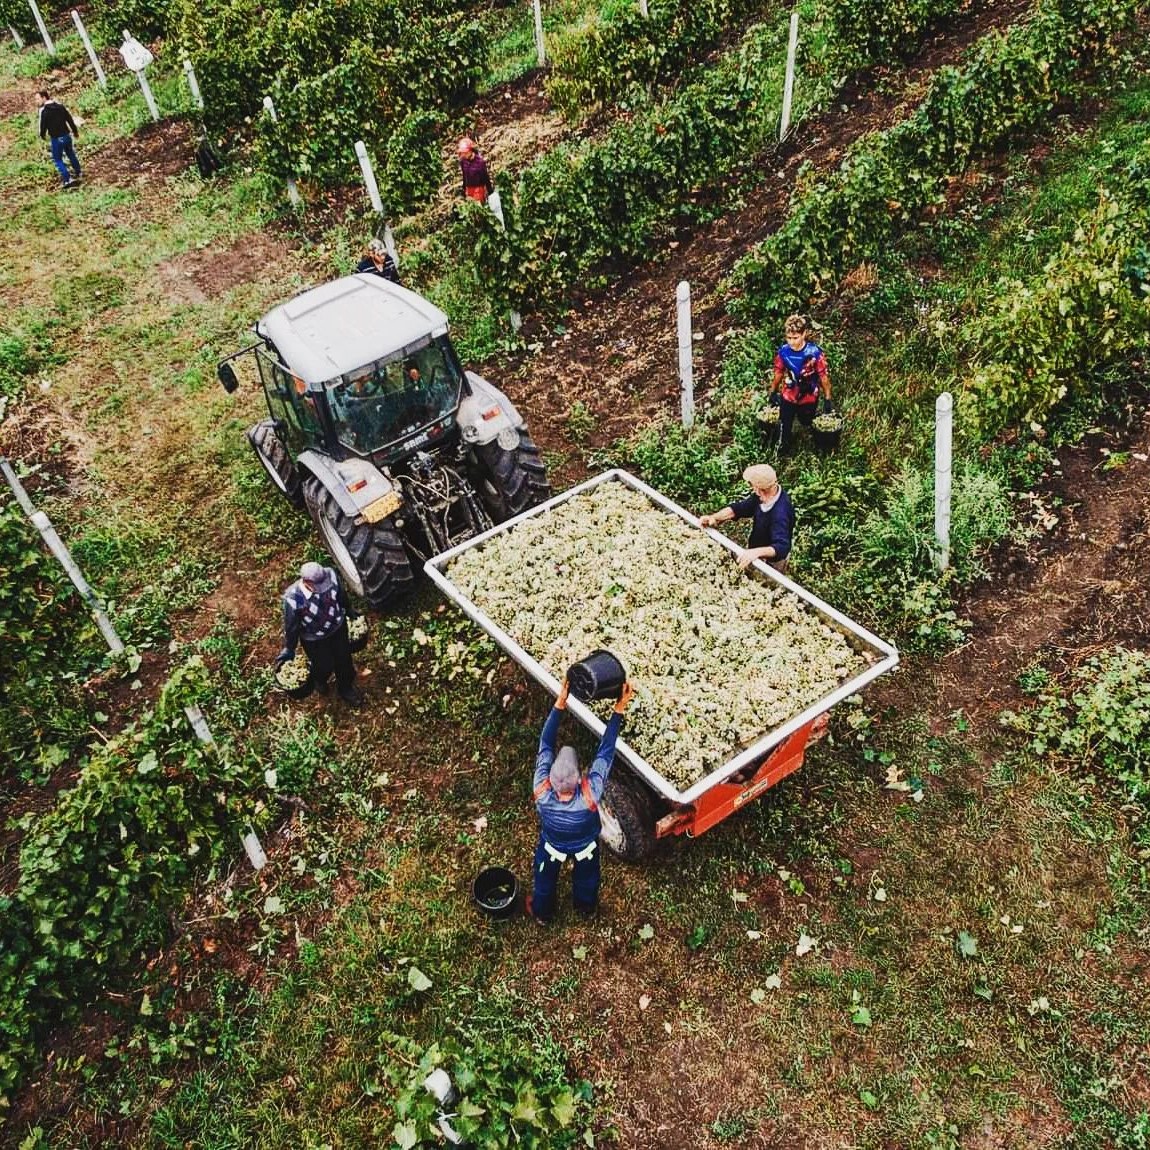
[527,678,635,924]
[457,137,493,204]
[768,313,832,454]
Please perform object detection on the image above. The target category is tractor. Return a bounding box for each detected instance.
[218,274,551,608]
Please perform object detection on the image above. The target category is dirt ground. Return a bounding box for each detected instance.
[473,0,1035,465]
[2,4,1148,1145]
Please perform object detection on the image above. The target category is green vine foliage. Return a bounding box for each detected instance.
[0,494,96,771]
[544,0,771,119]
[1013,648,1150,837]
[0,657,246,1104]
[472,0,983,312]
[388,1029,593,1149]
[962,181,1150,432]
[383,111,446,216]
[730,0,1138,327]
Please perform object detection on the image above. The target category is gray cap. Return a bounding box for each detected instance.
[300,562,333,592]
[549,745,580,796]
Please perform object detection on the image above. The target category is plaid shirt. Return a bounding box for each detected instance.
[282,573,346,652]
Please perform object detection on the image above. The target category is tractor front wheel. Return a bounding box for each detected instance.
[247,419,304,508]
[599,772,657,862]
[302,476,413,609]
[473,433,551,523]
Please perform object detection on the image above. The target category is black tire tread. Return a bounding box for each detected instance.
[476,432,551,522]
[599,773,657,862]
[302,477,414,610]
[247,419,304,508]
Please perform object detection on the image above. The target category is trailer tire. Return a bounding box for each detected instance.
[599,773,657,862]
[248,419,304,508]
[474,433,551,522]
[302,476,413,609]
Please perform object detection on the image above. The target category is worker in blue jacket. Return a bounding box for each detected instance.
[527,678,636,924]
[700,463,795,573]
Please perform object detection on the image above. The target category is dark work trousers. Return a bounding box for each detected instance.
[302,621,356,693]
[532,835,601,922]
[778,398,818,453]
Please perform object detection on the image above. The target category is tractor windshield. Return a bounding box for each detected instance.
[326,337,462,455]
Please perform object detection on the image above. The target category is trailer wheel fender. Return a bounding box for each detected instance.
[599,772,657,862]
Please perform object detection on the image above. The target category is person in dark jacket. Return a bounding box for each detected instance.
[457,137,493,204]
[276,562,364,706]
[38,90,82,188]
[527,677,635,924]
[699,463,795,572]
[356,238,401,283]
[768,313,832,454]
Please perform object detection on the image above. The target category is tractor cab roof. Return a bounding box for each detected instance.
[256,275,451,386]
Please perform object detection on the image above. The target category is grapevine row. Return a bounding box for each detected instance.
[469,0,978,311]
[728,0,1140,326]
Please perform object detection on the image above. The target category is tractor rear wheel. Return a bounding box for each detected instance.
[599,772,657,862]
[302,476,413,609]
[474,433,551,522]
[248,419,303,508]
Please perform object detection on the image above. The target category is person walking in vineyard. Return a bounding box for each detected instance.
[276,562,364,707]
[699,463,794,573]
[38,90,82,189]
[457,137,493,204]
[767,314,832,454]
[527,677,635,924]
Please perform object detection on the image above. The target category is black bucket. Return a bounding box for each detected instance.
[567,649,627,702]
[274,662,314,700]
[473,866,519,919]
[811,416,844,453]
[347,616,370,654]
[757,406,781,447]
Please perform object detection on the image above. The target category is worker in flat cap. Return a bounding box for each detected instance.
[699,463,795,573]
[526,677,636,924]
[276,561,364,706]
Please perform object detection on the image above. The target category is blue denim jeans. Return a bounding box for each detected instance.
[50,134,81,184]
[531,835,601,922]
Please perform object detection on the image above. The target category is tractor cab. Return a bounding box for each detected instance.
[217,273,552,609]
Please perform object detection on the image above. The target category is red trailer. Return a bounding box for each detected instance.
[425,470,899,860]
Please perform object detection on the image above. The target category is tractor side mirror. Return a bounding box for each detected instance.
[217,362,239,393]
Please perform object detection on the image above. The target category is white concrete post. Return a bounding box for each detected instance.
[28,0,54,54]
[354,139,384,213]
[637,0,648,15]
[780,10,799,141]
[934,392,953,571]
[676,281,695,430]
[532,0,546,67]
[136,67,160,121]
[71,10,106,87]
[10,24,26,49]
[263,95,303,208]
[241,829,268,870]
[488,187,506,228]
[355,141,399,268]
[182,57,203,109]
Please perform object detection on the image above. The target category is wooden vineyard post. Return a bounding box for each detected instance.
[9,24,25,49]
